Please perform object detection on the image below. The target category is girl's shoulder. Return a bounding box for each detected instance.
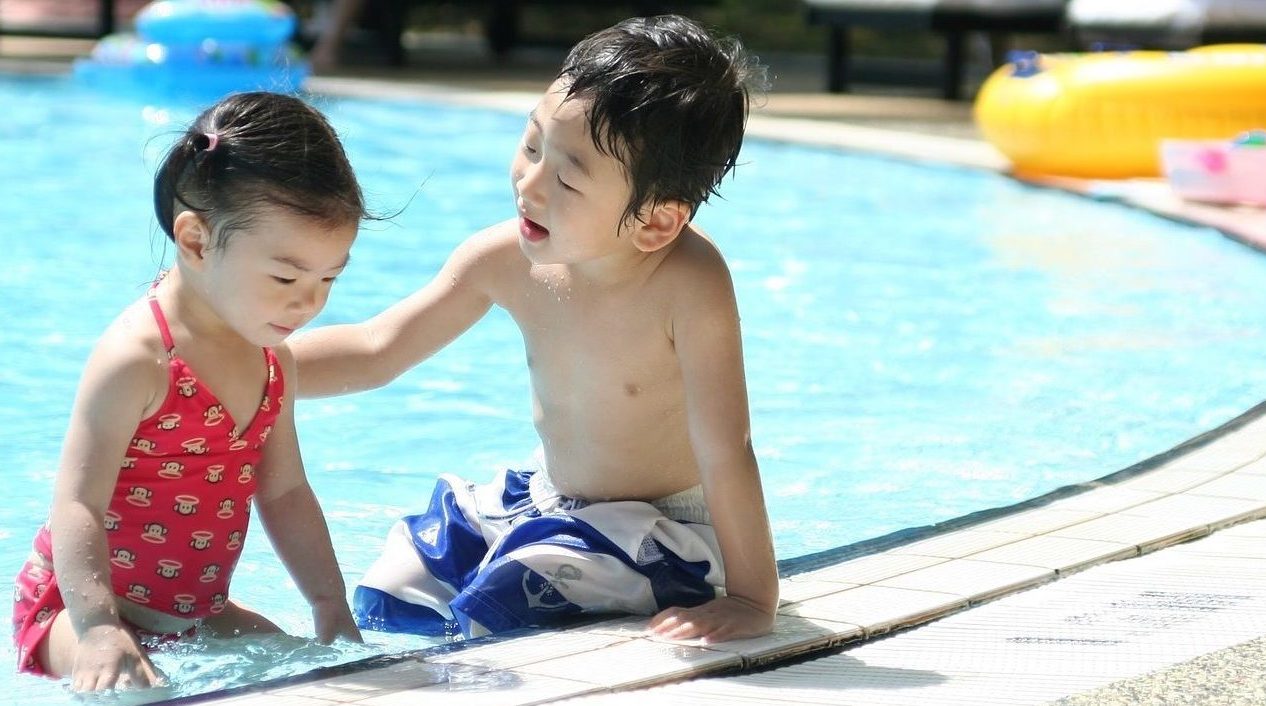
[82,298,172,404]
[98,297,169,361]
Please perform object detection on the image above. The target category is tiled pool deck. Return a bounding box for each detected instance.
[6,38,1266,705]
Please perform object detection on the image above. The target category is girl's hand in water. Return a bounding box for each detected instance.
[311,598,363,644]
[72,623,164,692]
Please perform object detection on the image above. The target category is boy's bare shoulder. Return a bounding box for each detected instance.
[660,224,735,289]
[458,218,520,253]
[450,219,525,270]
[446,219,529,295]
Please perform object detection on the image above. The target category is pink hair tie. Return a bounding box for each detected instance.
[202,132,219,152]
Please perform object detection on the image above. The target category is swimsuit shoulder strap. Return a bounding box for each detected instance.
[146,287,177,359]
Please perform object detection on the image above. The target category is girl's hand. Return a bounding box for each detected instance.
[71,623,163,692]
[311,598,363,644]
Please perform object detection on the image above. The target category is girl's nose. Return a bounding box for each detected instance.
[291,284,322,314]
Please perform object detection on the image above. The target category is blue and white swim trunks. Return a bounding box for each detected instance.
[352,456,724,638]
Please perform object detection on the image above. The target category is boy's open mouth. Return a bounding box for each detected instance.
[519,216,550,242]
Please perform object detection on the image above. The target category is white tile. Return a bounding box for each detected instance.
[1238,456,1266,475]
[271,661,484,702]
[1162,533,1266,560]
[1187,473,1266,502]
[1044,486,1165,514]
[780,584,966,636]
[969,535,1136,573]
[514,637,740,689]
[428,629,632,670]
[793,552,946,585]
[700,614,862,667]
[1112,466,1227,494]
[972,508,1102,535]
[581,615,656,638]
[200,693,344,706]
[1166,444,1266,473]
[1217,518,1266,538]
[887,529,1028,559]
[1119,493,1266,529]
[1049,513,1210,553]
[778,578,859,605]
[875,559,1054,603]
[356,671,597,706]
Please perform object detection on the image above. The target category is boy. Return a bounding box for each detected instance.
[293,14,777,643]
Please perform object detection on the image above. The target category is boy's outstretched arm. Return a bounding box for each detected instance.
[291,227,505,398]
[648,250,779,643]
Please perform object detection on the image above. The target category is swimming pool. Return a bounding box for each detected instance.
[6,73,1266,702]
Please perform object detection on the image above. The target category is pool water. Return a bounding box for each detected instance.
[6,74,1266,702]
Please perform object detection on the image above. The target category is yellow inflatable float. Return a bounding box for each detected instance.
[974,45,1266,178]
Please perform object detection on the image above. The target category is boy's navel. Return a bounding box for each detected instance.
[624,383,642,396]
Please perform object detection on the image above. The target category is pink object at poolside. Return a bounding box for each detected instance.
[1161,138,1266,207]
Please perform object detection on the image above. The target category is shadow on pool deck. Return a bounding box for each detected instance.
[5,32,1266,706]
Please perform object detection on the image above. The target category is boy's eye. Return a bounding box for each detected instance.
[522,143,538,156]
[557,175,577,192]
[272,276,296,285]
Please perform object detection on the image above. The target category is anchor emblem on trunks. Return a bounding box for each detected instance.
[522,564,582,611]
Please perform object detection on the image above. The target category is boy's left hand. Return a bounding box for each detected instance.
[311,598,363,644]
[647,595,776,644]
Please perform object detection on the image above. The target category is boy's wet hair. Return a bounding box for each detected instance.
[154,91,365,246]
[558,14,765,225]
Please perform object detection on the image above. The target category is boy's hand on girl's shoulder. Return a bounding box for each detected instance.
[311,598,363,644]
[646,595,776,645]
[72,623,164,692]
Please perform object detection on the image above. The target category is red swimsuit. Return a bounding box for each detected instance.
[12,294,284,675]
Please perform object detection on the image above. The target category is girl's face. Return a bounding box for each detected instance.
[199,207,356,347]
[510,78,640,266]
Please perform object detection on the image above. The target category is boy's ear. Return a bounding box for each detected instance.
[172,211,212,269]
[630,200,690,253]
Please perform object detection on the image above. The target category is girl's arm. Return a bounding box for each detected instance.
[51,325,166,690]
[252,347,361,643]
[648,245,779,643]
[290,224,514,399]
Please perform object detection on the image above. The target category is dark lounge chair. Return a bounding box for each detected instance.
[803,0,1068,99]
[0,0,117,39]
[1066,0,1266,49]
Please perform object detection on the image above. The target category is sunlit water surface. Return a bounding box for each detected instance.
[5,74,1266,702]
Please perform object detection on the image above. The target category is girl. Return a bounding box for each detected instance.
[12,91,365,692]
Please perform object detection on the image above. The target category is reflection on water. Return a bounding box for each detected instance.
[29,633,427,706]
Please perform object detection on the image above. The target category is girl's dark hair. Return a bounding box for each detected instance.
[558,14,765,225]
[154,91,365,246]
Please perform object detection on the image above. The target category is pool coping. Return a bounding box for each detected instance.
[5,65,1264,703]
[130,76,1266,705]
[156,392,1266,706]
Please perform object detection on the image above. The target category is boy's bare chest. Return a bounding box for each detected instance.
[508,282,679,397]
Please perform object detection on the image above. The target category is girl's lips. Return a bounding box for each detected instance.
[519,216,549,242]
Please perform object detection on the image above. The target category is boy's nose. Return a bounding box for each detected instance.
[514,160,546,208]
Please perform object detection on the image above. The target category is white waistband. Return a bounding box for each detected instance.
[527,460,711,525]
